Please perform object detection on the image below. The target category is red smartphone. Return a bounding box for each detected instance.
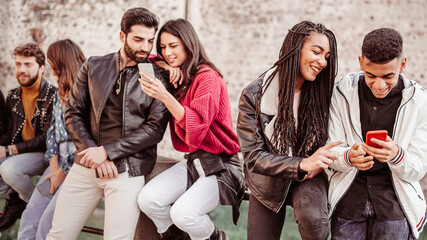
[366,130,388,148]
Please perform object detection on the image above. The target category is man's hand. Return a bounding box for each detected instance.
[79,146,108,169]
[361,136,399,163]
[348,143,374,170]
[300,141,343,172]
[96,160,118,179]
[45,167,66,194]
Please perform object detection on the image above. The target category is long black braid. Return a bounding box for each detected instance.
[255,21,338,157]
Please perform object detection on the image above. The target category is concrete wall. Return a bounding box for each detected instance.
[1,0,426,184]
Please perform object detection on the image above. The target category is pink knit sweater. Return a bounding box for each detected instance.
[171,66,240,155]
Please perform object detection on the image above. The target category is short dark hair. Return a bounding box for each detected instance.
[13,43,45,67]
[120,7,159,35]
[362,28,403,63]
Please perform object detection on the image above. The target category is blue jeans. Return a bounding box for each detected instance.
[18,167,62,240]
[0,152,46,202]
[331,201,411,240]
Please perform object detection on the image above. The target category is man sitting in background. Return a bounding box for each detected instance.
[0,43,56,231]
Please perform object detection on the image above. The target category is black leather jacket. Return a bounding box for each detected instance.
[185,150,245,224]
[65,52,171,177]
[0,78,56,153]
[237,77,304,212]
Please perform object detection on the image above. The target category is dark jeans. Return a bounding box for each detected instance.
[331,201,411,240]
[247,172,329,240]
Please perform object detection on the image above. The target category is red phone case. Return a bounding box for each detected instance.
[366,130,388,148]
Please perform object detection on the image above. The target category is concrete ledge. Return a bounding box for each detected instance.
[134,155,181,240]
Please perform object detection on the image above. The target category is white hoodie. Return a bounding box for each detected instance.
[327,72,427,238]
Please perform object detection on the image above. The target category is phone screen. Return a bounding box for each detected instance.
[138,63,155,80]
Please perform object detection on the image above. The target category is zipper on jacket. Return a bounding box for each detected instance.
[329,86,362,216]
[249,178,289,214]
[97,72,119,144]
[337,86,363,142]
[122,69,133,177]
[407,182,424,201]
[329,172,358,218]
[388,85,418,238]
[275,180,292,213]
[390,171,416,238]
[217,179,238,196]
[391,86,415,141]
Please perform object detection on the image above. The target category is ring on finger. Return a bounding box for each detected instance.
[148,83,151,88]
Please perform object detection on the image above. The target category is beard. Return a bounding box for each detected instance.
[124,37,149,63]
[16,69,40,87]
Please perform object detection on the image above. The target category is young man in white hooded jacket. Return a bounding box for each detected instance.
[327,28,427,239]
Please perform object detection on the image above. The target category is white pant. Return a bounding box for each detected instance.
[47,163,145,240]
[138,160,220,240]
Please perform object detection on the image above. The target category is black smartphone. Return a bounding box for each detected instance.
[37,179,52,196]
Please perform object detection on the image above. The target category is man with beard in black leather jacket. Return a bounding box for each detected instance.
[47,8,171,239]
[0,43,56,232]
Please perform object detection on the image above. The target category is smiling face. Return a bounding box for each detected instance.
[15,55,44,87]
[120,24,156,64]
[297,32,331,83]
[159,32,188,68]
[359,56,406,98]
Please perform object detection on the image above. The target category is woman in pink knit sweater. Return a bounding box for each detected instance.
[137,19,245,240]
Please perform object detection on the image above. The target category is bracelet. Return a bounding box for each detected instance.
[10,146,15,156]
[4,146,9,157]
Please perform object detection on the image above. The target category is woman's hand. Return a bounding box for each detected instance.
[300,141,343,172]
[166,66,183,88]
[153,60,183,88]
[45,167,66,194]
[139,72,171,103]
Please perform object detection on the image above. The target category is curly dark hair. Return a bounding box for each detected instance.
[256,21,338,157]
[121,7,159,35]
[13,43,45,67]
[362,28,403,63]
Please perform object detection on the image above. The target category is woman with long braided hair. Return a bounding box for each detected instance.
[237,21,342,240]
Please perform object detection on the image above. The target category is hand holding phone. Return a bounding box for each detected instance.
[366,130,388,148]
[37,179,52,197]
[138,63,156,80]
